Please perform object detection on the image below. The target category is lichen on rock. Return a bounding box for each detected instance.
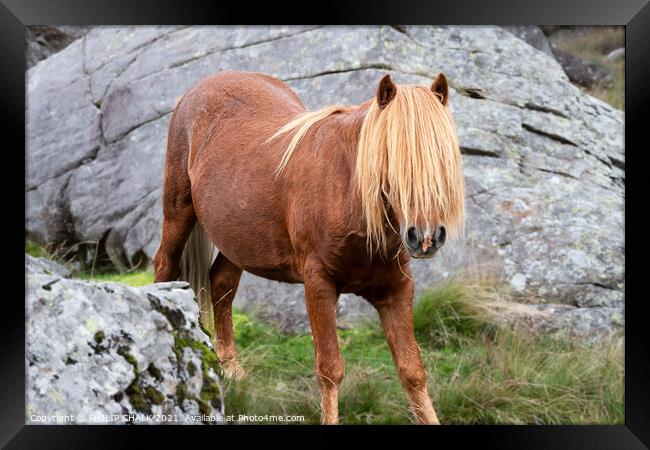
[25,255,224,424]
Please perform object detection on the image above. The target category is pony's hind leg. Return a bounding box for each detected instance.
[154,113,196,282]
[370,281,440,425]
[153,201,196,282]
[210,252,245,380]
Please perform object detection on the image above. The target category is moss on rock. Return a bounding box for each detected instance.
[116,345,167,413]
[147,363,163,381]
[172,331,223,420]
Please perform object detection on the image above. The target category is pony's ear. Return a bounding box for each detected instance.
[376,74,397,109]
[431,73,449,106]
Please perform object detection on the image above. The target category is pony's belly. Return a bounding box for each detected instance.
[240,264,303,284]
[205,224,300,283]
[195,202,301,282]
[190,160,301,280]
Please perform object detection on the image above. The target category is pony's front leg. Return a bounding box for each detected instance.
[371,280,440,425]
[303,258,344,425]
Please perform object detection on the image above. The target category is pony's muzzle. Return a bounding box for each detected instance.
[405,224,446,258]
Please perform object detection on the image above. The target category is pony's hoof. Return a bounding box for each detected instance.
[222,359,247,381]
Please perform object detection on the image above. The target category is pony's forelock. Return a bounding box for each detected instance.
[356,85,465,256]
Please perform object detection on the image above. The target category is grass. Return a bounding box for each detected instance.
[75,270,155,287]
[550,26,625,110]
[26,238,151,284]
[223,282,624,425]
[28,241,624,425]
[26,240,49,258]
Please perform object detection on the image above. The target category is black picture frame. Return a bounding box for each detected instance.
[3,0,646,447]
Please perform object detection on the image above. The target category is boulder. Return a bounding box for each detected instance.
[26,26,89,69]
[26,26,624,335]
[501,26,554,57]
[538,26,568,37]
[551,47,614,89]
[506,26,621,91]
[486,301,623,343]
[26,255,224,424]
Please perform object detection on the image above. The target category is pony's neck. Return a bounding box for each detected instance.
[335,101,371,172]
[333,102,403,251]
[322,105,362,212]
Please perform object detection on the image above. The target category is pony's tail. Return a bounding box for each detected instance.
[179,223,215,330]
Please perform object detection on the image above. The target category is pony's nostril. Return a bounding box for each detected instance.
[406,226,421,247]
[434,225,446,249]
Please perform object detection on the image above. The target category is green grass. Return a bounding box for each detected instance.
[28,241,623,425]
[27,239,154,286]
[26,240,49,258]
[223,282,623,425]
[75,270,155,287]
[551,26,625,110]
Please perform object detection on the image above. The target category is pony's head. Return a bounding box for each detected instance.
[356,73,465,258]
[270,72,465,259]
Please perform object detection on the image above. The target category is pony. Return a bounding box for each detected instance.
[154,70,465,424]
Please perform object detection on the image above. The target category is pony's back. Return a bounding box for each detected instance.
[168,71,313,281]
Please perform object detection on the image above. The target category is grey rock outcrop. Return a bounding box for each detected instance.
[26,26,624,335]
[26,255,224,424]
[486,301,623,343]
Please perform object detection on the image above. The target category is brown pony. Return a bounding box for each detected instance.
[153,70,465,424]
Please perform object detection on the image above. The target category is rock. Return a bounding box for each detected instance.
[26,26,624,335]
[502,26,554,57]
[538,26,565,37]
[26,254,72,278]
[489,301,623,344]
[551,47,614,89]
[606,47,625,61]
[509,273,527,293]
[26,255,224,424]
[26,26,89,69]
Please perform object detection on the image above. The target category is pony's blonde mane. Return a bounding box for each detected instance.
[269,84,465,256]
[268,105,352,176]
